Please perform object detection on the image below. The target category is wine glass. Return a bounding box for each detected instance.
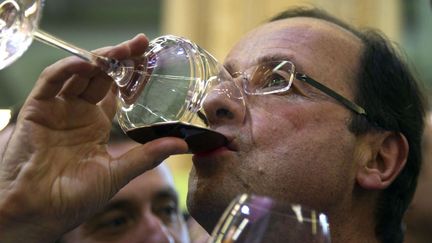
[209,194,332,243]
[0,0,246,153]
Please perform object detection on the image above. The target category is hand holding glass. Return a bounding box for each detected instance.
[0,0,245,153]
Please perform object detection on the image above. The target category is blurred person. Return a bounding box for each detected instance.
[57,126,190,243]
[0,7,426,243]
[58,163,190,243]
[403,115,432,243]
[186,217,210,243]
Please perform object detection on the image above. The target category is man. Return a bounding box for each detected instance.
[0,7,425,243]
[188,9,425,243]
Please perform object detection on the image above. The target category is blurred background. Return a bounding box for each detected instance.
[1,0,431,211]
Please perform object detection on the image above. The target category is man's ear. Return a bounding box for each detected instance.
[356,131,409,190]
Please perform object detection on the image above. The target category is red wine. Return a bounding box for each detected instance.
[126,122,227,153]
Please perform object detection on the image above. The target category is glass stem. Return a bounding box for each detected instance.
[33,29,132,87]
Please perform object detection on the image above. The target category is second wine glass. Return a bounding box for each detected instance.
[210,194,331,243]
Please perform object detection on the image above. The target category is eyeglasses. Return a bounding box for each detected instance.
[236,60,366,116]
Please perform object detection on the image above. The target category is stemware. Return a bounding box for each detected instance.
[0,0,245,153]
[209,194,332,243]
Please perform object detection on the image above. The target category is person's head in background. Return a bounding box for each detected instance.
[58,125,190,243]
[403,113,432,243]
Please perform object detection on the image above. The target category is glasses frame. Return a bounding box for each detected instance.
[240,60,366,116]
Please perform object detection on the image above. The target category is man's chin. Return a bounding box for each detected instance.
[186,183,236,233]
[187,163,247,232]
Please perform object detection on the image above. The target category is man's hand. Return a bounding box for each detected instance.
[0,34,188,243]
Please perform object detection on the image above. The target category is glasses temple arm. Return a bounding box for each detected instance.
[295,73,367,116]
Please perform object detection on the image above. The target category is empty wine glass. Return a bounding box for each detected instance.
[210,194,331,243]
[0,0,246,153]
[0,0,41,69]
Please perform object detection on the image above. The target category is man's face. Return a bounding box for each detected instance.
[187,17,364,231]
[61,161,189,243]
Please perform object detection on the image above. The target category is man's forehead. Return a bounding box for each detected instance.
[113,167,174,199]
[224,16,363,102]
[224,16,363,87]
[225,16,363,67]
[254,17,362,46]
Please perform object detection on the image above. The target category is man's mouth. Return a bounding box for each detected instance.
[183,126,228,153]
[192,137,238,160]
[193,145,230,158]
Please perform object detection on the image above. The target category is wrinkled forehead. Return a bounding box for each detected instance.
[114,164,175,200]
[224,17,363,87]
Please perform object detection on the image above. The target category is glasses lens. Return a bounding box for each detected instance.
[244,61,294,95]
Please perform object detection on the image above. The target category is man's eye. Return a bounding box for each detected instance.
[258,72,289,93]
[160,205,178,217]
[97,216,131,231]
[153,203,179,224]
[264,75,287,88]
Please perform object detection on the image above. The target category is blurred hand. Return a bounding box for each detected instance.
[0,34,188,243]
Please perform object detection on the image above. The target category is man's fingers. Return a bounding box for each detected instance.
[31,34,149,102]
[60,74,91,97]
[122,34,149,57]
[79,34,149,104]
[94,34,149,60]
[110,137,188,188]
[98,85,118,121]
[79,73,113,104]
[31,57,96,100]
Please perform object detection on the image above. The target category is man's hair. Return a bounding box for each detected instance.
[270,7,426,243]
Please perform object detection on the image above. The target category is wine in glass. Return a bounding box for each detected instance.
[210,194,332,243]
[0,0,246,153]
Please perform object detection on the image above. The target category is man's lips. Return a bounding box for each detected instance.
[193,146,230,158]
[192,138,238,159]
[191,138,238,176]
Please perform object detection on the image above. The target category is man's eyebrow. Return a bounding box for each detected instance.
[256,54,297,66]
[224,54,299,73]
[258,55,313,76]
[82,200,133,229]
[154,187,179,204]
[223,62,237,75]
[95,200,131,214]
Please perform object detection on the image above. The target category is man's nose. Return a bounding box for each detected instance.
[135,213,175,243]
[201,80,246,127]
